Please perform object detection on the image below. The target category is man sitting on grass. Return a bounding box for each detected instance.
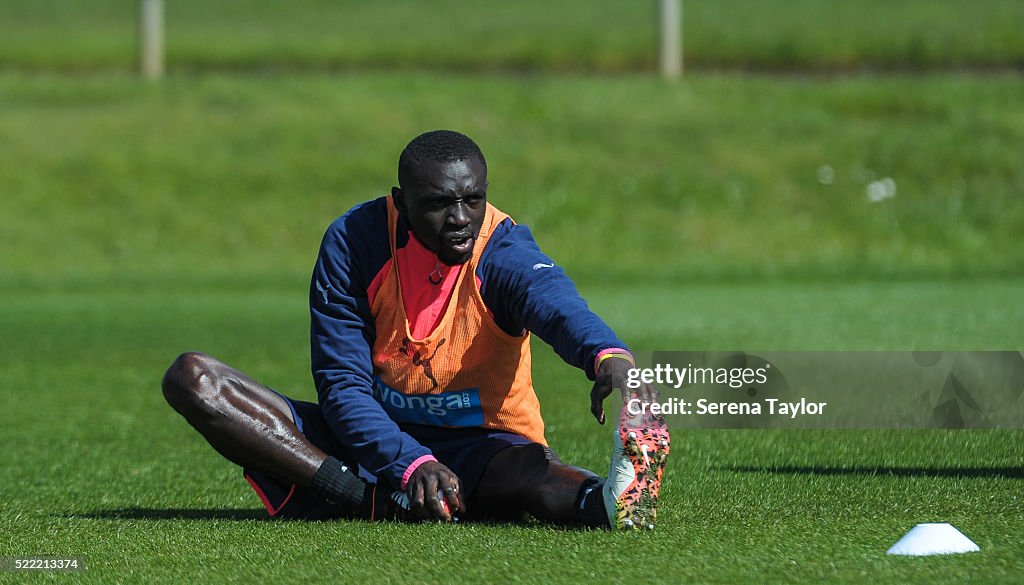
[162,130,669,529]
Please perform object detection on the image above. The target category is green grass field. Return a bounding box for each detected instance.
[2,3,1023,581]
[1,71,1023,583]
[2,73,1022,284]
[2,280,1022,583]
[2,0,1024,72]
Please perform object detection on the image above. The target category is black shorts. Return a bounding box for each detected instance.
[243,391,537,520]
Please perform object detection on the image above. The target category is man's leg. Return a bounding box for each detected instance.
[471,444,606,526]
[160,352,385,518]
[471,401,670,529]
[162,352,322,482]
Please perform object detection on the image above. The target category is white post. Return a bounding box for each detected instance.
[658,0,682,79]
[139,0,164,80]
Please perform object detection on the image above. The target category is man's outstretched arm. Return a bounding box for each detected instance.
[478,221,653,421]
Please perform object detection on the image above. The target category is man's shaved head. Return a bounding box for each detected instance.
[391,130,489,266]
[398,130,487,189]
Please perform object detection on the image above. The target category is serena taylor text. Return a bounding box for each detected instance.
[627,397,827,419]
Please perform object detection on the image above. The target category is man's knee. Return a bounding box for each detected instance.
[161,351,220,415]
[482,444,552,493]
[477,444,594,522]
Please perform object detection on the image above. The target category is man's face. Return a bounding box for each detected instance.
[393,156,488,266]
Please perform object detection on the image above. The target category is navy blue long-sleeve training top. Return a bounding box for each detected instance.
[310,196,627,489]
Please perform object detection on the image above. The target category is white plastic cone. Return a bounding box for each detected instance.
[887,523,980,556]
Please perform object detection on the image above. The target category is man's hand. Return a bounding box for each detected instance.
[405,460,464,521]
[590,355,657,424]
